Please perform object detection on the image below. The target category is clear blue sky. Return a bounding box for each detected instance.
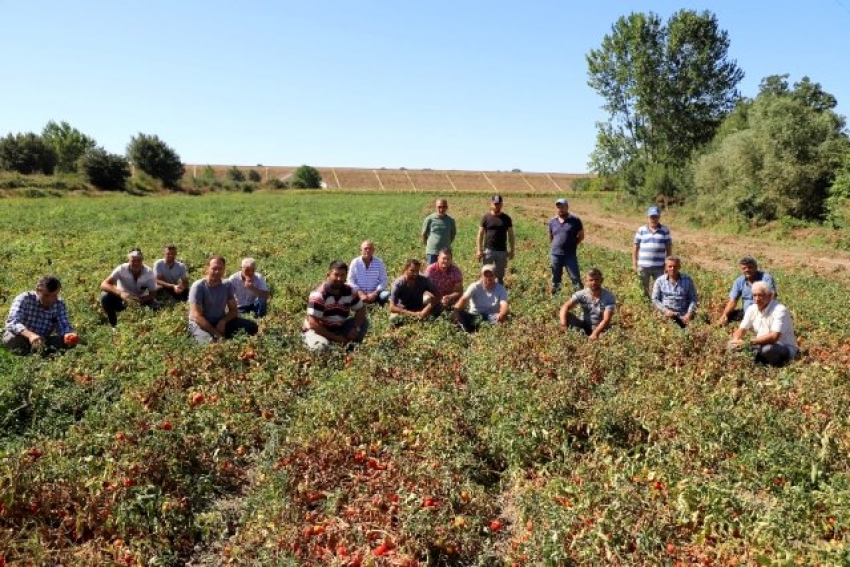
[1,1,848,173]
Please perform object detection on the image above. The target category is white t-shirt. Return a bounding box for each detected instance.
[227,271,269,308]
[739,300,798,357]
[109,263,157,295]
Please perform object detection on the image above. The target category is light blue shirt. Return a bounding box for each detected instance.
[652,273,698,316]
[729,271,776,312]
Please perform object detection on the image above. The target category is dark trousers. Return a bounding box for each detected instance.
[100,291,160,326]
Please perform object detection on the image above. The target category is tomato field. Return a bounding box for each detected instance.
[1,191,850,565]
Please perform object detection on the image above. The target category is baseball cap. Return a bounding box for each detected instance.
[555,198,568,206]
[481,264,496,274]
[491,195,503,204]
[647,206,661,216]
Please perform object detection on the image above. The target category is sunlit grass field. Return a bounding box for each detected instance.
[1,191,849,565]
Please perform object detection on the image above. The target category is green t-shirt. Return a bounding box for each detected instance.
[421,213,457,255]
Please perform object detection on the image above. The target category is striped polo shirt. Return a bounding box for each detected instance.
[634,224,672,269]
[346,255,388,294]
[304,282,363,331]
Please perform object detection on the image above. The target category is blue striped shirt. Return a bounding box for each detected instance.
[4,291,74,337]
[346,255,388,294]
[634,224,672,269]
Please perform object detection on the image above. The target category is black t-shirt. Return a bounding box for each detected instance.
[480,213,513,251]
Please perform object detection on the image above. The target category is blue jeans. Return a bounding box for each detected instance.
[425,253,438,267]
[550,254,581,293]
[238,297,268,318]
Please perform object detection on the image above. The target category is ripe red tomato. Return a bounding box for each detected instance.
[64,333,79,346]
[374,544,389,556]
[490,519,503,532]
[190,393,205,406]
[160,420,172,431]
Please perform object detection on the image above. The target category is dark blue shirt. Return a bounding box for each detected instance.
[549,214,584,256]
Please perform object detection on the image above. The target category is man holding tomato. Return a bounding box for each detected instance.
[3,275,78,354]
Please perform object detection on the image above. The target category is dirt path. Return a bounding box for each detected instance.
[516,199,850,282]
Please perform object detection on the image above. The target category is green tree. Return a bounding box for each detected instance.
[227,166,246,182]
[0,132,58,174]
[290,165,322,189]
[587,10,743,180]
[248,169,262,182]
[692,77,849,222]
[126,133,185,189]
[80,147,131,191]
[41,120,96,173]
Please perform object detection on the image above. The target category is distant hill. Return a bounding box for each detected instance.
[184,165,592,193]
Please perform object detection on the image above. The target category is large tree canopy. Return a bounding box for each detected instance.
[692,75,849,222]
[587,10,743,176]
[41,120,96,173]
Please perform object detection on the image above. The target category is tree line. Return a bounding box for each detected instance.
[585,9,850,228]
[0,124,322,192]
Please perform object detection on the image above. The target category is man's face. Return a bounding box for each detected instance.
[436,200,448,217]
[360,243,374,260]
[404,264,419,281]
[241,265,255,280]
[490,202,503,214]
[129,256,143,272]
[164,248,177,263]
[585,274,602,292]
[665,260,681,279]
[753,289,771,310]
[207,259,225,283]
[740,262,757,280]
[437,252,452,270]
[37,288,60,308]
[481,271,496,288]
[556,203,568,217]
[648,214,661,227]
[327,268,347,290]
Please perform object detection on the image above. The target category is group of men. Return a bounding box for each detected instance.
[3,197,798,366]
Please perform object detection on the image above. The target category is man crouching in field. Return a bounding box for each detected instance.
[727,281,798,367]
[3,275,79,354]
[188,255,258,344]
[303,260,369,352]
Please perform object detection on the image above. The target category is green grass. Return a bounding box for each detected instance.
[1,191,849,565]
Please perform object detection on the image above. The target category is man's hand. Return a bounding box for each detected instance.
[664,310,678,318]
[28,333,43,347]
[717,314,729,326]
[214,320,227,338]
[494,312,508,324]
[475,250,483,261]
[174,284,185,294]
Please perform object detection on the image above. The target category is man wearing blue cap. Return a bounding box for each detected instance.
[632,206,672,298]
[548,198,584,293]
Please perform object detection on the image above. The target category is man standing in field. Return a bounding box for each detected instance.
[652,256,698,328]
[421,198,457,266]
[476,195,515,284]
[728,281,797,367]
[188,255,258,344]
[303,260,369,351]
[388,259,439,324]
[718,256,777,325]
[559,268,615,340]
[425,248,464,312]
[99,249,160,327]
[452,264,510,332]
[548,197,585,293]
[227,257,271,318]
[633,206,672,298]
[153,244,190,301]
[347,240,390,306]
[3,275,78,354]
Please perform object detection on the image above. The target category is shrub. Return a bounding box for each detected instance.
[126,133,185,189]
[0,132,57,174]
[248,169,262,182]
[290,165,322,189]
[227,166,245,182]
[81,147,131,191]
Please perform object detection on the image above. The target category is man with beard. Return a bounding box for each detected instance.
[304,260,369,351]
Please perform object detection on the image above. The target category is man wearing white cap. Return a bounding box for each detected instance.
[99,248,160,326]
[451,264,509,332]
[548,197,584,293]
[632,206,672,298]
